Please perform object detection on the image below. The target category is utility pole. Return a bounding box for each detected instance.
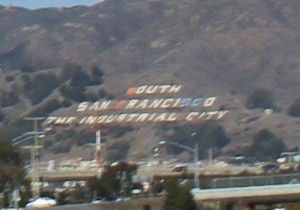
[24,117,45,198]
[96,131,102,178]
[86,130,103,178]
[208,148,213,164]
[194,144,200,189]
[96,131,101,163]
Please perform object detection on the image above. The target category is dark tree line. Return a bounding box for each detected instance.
[87,161,138,198]
[23,73,60,105]
[0,141,30,207]
[163,121,230,159]
[163,179,197,210]
[59,63,106,102]
[245,129,287,161]
[245,88,275,110]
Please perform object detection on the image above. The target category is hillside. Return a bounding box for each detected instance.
[0,0,300,162]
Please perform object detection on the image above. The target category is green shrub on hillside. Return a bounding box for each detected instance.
[106,141,130,162]
[245,88,275,109]
[60,85,86,102]
[246,129,286,161]
[85,91,98,102]
[110,125,134,138]
[89,64,103,85]
[98,89,109,98]
[60,99,72,107]
[0,109,4,122]
[70,70,90,88]
[32,99,61,116]
[60,63,83,82]
[23,73,60,105]
[164,121,230,159]
[287,98,300,117]
[20,65,35,73]
[0,91,19,107]
[74,130,95,146]
[52,139,73,154]
[5,75,15,82]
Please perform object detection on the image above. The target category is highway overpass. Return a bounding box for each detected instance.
[192,184,300,209]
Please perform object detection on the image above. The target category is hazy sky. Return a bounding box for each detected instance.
[0,0,103,9]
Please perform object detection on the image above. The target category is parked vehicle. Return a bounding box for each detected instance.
[26,197,56,208]
[91,196,119,203]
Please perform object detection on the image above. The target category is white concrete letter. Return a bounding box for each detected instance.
[161,98,174,108]
[117,114,128,122]
[145,85,158,94]
[99,100,111,110]
[218,110,229,119]
[77,102,89,112]
[192,98,203,107]
[158,85,171,93]
[203,97,217,107]
[125,99,139,109]
[169,85,182,93]
[135,99,149,109]
[185,112,199,121]
[181,98,191,107]
[136,113,150,122]
[206,111,218,119]
[149,99,163,108]
[136,86,147,94]
[45,117,57,125]
[127,113,139,121]
[166,113,177,121]
[86,116,98,124]
[153,113,167,122]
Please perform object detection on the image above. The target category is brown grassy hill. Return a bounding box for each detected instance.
[0,0,300,161]
[1,0,300,99]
